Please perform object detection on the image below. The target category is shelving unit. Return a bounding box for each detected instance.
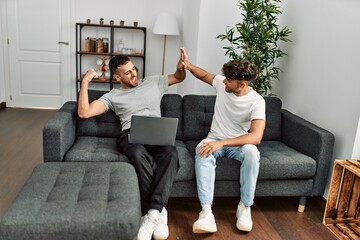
[75,22,147,95]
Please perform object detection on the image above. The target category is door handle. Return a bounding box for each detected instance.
[58,41,69,45]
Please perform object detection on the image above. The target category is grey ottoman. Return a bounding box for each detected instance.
[0,162,141,240]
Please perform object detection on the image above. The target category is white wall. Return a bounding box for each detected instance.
[352,116,360,159]
[0,35,5,103]
[279,0,360,158]
[278,0,360,195]
[177,0,201,96]
[178,0,242,95]
[0,1,7,103]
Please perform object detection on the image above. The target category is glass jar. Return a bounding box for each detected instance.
[96,38,103,53]
[90,38,96,52]
[84,37,90,52]
[102,38,109,53]
[117,39,124,53]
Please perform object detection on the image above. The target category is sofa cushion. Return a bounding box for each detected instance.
[212,141,316,181]
[76,90,122,138]
[175,140,195,181]
[257,141,316,179]
[183,95,215,141]
[65,136,195,181]
[263,97,282,140]
[64,136,128,162]
[184,140,199,158]
[77,111,122,138]
[161,94,183,140]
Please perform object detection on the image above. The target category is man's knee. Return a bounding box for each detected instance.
[163,145,177,153]
[242,144,260,161]
[195,142,202,155]
[127,144,147,160]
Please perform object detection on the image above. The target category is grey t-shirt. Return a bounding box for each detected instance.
[99,75,168,130]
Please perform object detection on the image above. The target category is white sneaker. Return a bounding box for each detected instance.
[192,210,217,233]
[153,208,169,240]
[137,212,158,240]
[236,202,253,232]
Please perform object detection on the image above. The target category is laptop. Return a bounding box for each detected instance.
[128,115,179,146]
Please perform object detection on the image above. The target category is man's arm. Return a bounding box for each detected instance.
[168,48,186,86]
[198,119,266,157]
[181,47,215,86]
[222,119,266,146]
[78,69,107,118]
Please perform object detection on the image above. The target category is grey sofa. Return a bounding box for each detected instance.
[43,90,335,212]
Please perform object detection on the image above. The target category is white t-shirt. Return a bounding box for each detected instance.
[207,75,266,139]
[99,75,168,130]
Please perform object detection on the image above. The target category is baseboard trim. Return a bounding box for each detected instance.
[0,102,6,110]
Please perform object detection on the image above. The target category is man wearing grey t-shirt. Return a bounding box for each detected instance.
[78,50,186,240]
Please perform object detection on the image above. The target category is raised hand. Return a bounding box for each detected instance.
[180,47,190,70]
[82,68,98,83]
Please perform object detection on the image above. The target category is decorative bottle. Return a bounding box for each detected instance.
[117,39,124,53]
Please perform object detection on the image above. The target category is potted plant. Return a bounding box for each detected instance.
[217,0,291,96]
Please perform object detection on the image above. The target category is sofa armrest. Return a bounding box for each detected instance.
[281,109,335,196]
[43,101,77,162]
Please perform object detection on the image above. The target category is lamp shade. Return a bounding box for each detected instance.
[152,13,179,36]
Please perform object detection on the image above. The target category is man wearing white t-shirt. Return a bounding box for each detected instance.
[181,48,266,234]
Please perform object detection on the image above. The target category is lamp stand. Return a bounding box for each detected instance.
[161,35,167,75]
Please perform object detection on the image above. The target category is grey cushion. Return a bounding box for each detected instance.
[65,136,194,181]
[77,90,122,138]
[212,141,316,181]
[258,141,316,179]
[160,94,183,140]
[174,140,195,181]
[64,136,127,162]
[77,111,122,138]
[182,95,215,141]
[0,162,141,240]
[263,97,282,140]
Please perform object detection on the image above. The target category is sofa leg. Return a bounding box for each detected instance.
[298,196,306,212]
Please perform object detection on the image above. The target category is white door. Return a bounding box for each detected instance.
[6,0,71,108]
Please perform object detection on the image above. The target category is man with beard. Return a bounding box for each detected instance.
[78,50,186,240]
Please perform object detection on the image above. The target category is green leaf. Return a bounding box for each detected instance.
[217,0,291,96]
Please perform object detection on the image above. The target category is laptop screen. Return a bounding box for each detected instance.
[128,115,179,146]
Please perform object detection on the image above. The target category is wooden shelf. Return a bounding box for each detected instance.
[77,51,144,57]
[75,21,146,96]
[77,22,146,31]
[77,78,116,83]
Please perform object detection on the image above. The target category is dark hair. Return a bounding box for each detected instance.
[222,59,258,81]
[109,55,131,74]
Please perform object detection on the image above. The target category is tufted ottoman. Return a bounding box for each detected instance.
[0,162,141,240]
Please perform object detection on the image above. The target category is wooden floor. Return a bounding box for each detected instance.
[0,108,337,239]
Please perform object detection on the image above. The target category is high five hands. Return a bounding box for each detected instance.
[180,47,190,71]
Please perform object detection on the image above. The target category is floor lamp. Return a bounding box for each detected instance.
[152,13,180,75]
